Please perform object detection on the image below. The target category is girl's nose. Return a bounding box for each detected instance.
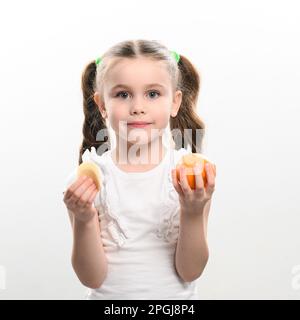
[131,107,145,114]
[130,98,146,114]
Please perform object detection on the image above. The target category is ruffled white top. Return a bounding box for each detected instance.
[63,146,200,300]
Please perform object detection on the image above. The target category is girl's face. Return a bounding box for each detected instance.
[94,57,182,147]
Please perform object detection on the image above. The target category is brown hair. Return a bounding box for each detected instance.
[78,39,205,165]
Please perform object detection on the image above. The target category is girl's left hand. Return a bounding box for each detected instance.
[171,162,216,214]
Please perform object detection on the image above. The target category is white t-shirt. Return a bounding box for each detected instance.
[63,146,200,300]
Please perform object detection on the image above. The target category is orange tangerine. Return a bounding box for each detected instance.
[176,153,215,189]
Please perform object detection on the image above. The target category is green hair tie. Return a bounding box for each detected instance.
[170,50,180,63]
[95,56,102,66]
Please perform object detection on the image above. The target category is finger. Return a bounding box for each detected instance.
[76,183,97,206]
[193,163,204,193]
[64,175,88,201]
[69,178,95,203]
[86,188,99,206]
[205,163,215,194]
[212,163,217,176]
[179,166,192,195]
[171,169,184,197]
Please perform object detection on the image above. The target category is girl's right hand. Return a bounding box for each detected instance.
[63,175,99,224]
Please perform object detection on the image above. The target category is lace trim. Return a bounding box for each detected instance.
[82,147,129,248]
[155,148,181,245]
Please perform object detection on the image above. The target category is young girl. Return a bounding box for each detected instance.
[63,39,216,300]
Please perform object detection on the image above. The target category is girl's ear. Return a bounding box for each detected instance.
[94,92,107,119]
[171,90,182,117]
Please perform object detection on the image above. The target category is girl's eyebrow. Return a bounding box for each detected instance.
[110,83,166,91]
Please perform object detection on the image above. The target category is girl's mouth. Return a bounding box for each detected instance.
[127,122,153,128]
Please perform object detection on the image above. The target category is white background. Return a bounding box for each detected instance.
[0,0,299,299]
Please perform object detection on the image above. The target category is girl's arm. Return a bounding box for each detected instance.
[174,200,210,282]
[69,209,108,289]
[171,163,216,283]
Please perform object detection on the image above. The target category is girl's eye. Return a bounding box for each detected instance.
[148,91,160,98]
[115,91,129,99]
[115,90,160,99]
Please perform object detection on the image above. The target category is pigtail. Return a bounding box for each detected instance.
[170,54,205,153]
[78,61,110,165]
